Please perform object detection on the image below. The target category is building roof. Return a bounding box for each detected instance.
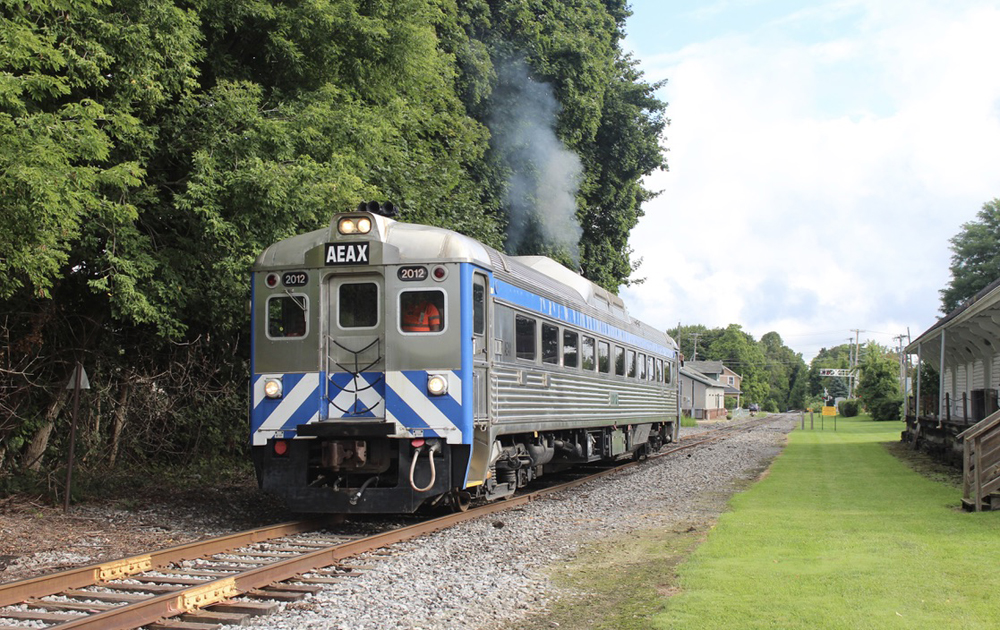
[680,366,725,389]
[905,275,1000,366]
[684,360,724,375]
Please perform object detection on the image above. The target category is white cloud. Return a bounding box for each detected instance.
[622,1,1000,359]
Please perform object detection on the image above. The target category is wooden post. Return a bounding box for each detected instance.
[975,433,983,512]
[963,435,972,505]
[963,392,969,426]
[946,392,951,423]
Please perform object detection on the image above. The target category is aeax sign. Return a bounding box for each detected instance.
[325,243,370,266]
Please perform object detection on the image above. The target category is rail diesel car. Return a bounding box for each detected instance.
[251,203,680,513]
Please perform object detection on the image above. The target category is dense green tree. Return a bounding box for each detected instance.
[455,0,667,289]
[808,345,853,398]
[758,332,808,411]
[668,324,722,362]
[941,198,1000,313]
[856,342,902,421]
[707,324,769,405]
[0,0,669,480]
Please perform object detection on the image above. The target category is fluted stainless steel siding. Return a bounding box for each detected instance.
[491,363,676,434]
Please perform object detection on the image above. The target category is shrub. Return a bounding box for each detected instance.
[838,399,860,417]
[869,397,903,422]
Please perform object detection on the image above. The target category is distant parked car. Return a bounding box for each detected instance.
[749,403,760,413]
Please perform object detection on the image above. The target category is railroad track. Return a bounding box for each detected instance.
[0,415,782,630]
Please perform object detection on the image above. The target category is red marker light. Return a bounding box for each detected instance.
[433,267,445,279]
[273,440,289,456]
[265,273,279,288]
[411,438,426,448]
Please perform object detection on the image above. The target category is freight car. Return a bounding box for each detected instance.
[250,203,679,513]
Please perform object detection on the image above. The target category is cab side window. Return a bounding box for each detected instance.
[473,276,486,335]
[268,295,308,338]
[400,290,445,333]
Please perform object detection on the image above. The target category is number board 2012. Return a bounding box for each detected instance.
[282,271,309,287]
[397,266,428,281]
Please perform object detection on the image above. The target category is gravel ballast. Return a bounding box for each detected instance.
[238,415,798,630]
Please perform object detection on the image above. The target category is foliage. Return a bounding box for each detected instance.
[0,0,668,482]
[941,198,1000,314]
[807,344,853,398]
[758,331,808,411]
[838,399,860,417]
[706,325,769,404]
[869,397,903,422]
[856,342,901,421]
[669,325,807,412]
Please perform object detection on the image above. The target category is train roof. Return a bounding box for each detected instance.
[255,211,676,349]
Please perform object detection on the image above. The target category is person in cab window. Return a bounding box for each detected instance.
[401,296,442,332]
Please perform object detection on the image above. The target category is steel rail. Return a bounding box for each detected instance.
[0,520,321,607]
[1,415,783,629]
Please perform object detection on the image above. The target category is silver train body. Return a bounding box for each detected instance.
[250,207,680,513]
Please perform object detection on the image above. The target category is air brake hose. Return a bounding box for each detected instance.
[409,445,437,492]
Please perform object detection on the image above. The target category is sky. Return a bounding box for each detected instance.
[617,0,1000,360]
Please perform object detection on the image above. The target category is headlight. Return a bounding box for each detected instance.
[264,378,283,399]
[427,374,448,396]
[338,216,372,235]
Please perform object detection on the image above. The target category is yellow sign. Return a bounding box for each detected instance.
[822,406,837,417]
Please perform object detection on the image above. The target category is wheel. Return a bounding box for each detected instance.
[450,489,472,513]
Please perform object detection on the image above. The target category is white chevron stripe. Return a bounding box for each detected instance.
[387,372,462,444]
[253,373,319,441]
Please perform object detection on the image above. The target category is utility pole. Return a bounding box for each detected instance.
[894,334,908,395]
[850,329,864,398]
[846,337,855,398]
[691,332,701,362]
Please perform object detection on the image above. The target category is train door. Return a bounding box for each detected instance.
[324,274,386,418]
[472,272,490,423]
[466,271,494,489]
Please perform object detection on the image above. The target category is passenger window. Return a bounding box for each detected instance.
[516,314,536,360]
[656,359,663,383]
[665,360,673,384]
[473,276,486,335]
[614,346,625,376]
[648,356,655,381]
[542,323,559,365]
[400,290,444,333]
[582,337,595,371]
[599,341,611,373]
[638,353,646,379]
[627,350,637,378]
[268,295,308,338]
[339,283,378,328]
[563,330,579,368]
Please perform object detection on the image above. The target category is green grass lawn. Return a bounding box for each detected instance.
[656,415,1000,629]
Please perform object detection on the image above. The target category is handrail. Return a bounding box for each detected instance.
[962,408,1000,511]
[958,408,1000,440]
